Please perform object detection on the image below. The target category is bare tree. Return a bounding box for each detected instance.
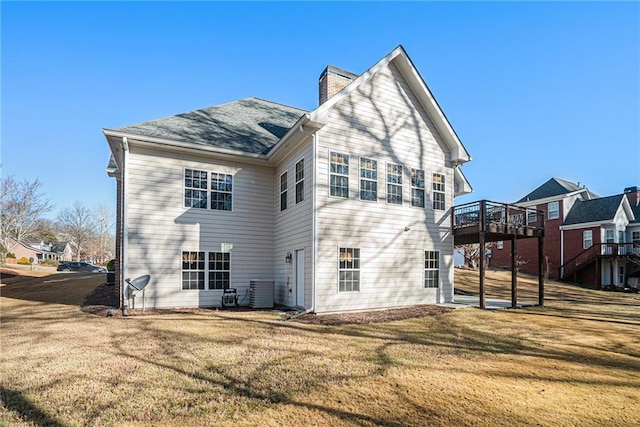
[456,243,481,268]
[0,175,53,254]
[57,202,96,261]
[91,204,114,264]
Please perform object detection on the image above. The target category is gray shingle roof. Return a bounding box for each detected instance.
[517,177,598,203]
[115,97,307,155]
[631,205,640,223]
[563,195,623,225]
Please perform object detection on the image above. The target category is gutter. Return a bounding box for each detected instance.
[121,137,130,316]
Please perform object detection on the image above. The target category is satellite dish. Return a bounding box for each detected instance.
[125,275,151,310]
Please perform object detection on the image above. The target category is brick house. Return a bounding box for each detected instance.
[489,178,640,288]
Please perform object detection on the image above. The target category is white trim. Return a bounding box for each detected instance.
[547,201,560,220]
[385,162,403,206]
[279,169,288,212]
[410,167,426,209]
[309,46,471,165]
[560,220,611,231]
[295,157,305,204]
[358,156,378,202]
[328,150,350,199]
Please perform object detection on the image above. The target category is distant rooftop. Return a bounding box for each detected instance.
[563,194,624,225]
[517,177,599,203]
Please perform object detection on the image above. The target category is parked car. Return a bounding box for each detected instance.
[57,262,107,273]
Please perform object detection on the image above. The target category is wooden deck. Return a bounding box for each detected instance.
[453,200,545,245]
[452,200,545,309]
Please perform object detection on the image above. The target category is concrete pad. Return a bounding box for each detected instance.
[439,295,535,310]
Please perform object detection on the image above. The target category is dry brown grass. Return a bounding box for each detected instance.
[1,267,639,426]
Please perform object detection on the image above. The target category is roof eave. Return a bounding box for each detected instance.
[102,128,270,163]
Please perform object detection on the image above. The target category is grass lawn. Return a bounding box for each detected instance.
[1,267,639,426]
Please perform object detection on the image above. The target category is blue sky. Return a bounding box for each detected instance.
[2,1,638,218]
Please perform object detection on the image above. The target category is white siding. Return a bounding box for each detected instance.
[273,139,314,308]
[314,61,455,312]
[124,146,275,308]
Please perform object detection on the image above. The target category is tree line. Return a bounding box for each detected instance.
[1,175,115,264]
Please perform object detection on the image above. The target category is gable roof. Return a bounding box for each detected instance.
[563,195,624,225]
[309,45,471,165]
[113,97,307,155]
[517,178,598,203]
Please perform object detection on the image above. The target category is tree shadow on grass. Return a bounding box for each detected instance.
[0,386,64,427]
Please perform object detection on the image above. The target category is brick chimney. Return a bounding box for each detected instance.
[624,186,639,206]
[319,65,358,105]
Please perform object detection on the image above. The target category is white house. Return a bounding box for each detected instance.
[103,46,473,313]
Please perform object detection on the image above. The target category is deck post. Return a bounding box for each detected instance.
[511,234,517,308]
[479,201,486,309]
[538,235,544,306]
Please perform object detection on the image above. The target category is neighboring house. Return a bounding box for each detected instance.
[103,46,473,312]
[7,239,73,263]
[490,178,640,288]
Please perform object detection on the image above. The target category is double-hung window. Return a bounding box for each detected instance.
[209,252,230,290]
[182,251,205,290]
[548,201,559,220]
[182,251,230,290]
[424,251,440,288]
[432,173,445,210]
[184,169,208,209]
[411,168,425,208]
[386,163,403,205]
[359,157,377,201]
[330,152,349,198]
[280,172,288,211]
[583,230,593,249]
[295,159,304,204]
[338,247,360,292]
[211,173,233,211]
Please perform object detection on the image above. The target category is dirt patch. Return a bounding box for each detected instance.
[293,304,453,325]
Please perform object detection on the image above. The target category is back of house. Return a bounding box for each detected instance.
[103,46,473,313]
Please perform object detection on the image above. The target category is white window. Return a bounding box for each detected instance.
[295,159,304,204]
[386,163,403,205]
[548,201,559,220]
[280,171,288,211]
[330,152,349,198]
[359,157,377,201]
[184,169,208,209]
[211,173,233,211]
[527,206,537,225]
[338,247,360,292]
[583,230,593,249]
[605,229,615,243]
[424,251,440,288]
[497,241,504,250]
[411,168,425,208]
[182,251,205,290]
[432,173,445,210]
[208,252,230,290]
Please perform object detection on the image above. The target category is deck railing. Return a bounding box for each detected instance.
[560,242,640,279]
[453,200,545,233]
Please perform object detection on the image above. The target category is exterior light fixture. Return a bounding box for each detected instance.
[285,252,293,263]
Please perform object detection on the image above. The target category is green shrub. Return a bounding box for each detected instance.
[6,252,16,259]
[106,259,116,271]
[17,257,30,265]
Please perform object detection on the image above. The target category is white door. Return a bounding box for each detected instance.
[295,249,305,307]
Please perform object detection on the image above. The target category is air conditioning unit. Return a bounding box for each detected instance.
[249,280,274,308]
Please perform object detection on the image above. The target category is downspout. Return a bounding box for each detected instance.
[121,137,130,316]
